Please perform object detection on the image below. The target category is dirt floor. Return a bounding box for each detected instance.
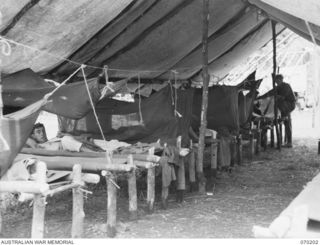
[1,109,320,238]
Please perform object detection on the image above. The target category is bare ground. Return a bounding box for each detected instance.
[1,109,320,238]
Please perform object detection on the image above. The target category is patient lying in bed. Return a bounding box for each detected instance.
[25,123,104,152]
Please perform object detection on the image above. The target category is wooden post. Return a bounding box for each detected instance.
[161,144,169,209]
[147,148,155,213]
[230,137,237,167]
[188,140,196,192]
[210,135,218,177]
[262,128,268,151]
[249,130,255,160]
[176,136,185,202]
[31,161,47,238]
[271,20,281,151]
[72,164,84,238]
[127,155,137,220]
[279,120,283,145]
[104,171,117,238]
[270,127,275,148]
[256,129,261,154]
[196,0,210,194]
[236,135,243,165]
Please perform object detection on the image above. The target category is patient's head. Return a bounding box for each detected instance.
[30,123,48,143]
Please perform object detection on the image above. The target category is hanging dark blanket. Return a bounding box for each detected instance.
[0,100,45,177]
[238,89,258,128]
[192,85,239,134]
[2,68,101,119]
[59,86,189,144]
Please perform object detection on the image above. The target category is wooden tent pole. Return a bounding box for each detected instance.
[271,20,281,150]
[196,0,210,194]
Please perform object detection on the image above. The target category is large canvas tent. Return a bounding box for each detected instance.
[0,0,319,84]
[1,0,320,176]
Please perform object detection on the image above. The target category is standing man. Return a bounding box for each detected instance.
[257,74,296,147]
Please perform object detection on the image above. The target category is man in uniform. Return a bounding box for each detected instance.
[257,74,296,147]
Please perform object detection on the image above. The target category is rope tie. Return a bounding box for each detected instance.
[168,75,174,105]
[103,171,120,189]
[43,65,83,102]
[0,37,12,57]
[172,70,182,118]
[81,66,109,158]
[103,65,115,93]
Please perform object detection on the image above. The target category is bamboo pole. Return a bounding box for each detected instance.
[16,154,134,173]
[127,155,137,220]
[188,140,196,192]
[72,164,84,238]
[147,147,155,213]
[135,161,157,169]
[31,161,47,238]
[0,181,49,194]
[196,0,210,194]
[46,183,81,197]
[271,20,281,151]
[20,148,161,163]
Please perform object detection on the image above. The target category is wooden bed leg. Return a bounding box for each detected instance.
[161,145,169,209]
[147,148,155,213]
[256,129,261,155]
[105,172,117,238]
[177,157,185,203]
[31,161,47,238]
[127,155,138,220]
[176,136,185,203]
[147,167,155,213]
[262,129,268,151]
[161,186,169,210]
[279,120,283,146]
[230,137,236,167]
[270,127,275,148]
[210,140,218,177]
[249,130,255,160]
[72,164,84,238]
[188,140,196,192]
[195,144,206,194]
[236,135,243,165]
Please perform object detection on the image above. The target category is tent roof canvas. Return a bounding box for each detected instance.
[0,0,319,84]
